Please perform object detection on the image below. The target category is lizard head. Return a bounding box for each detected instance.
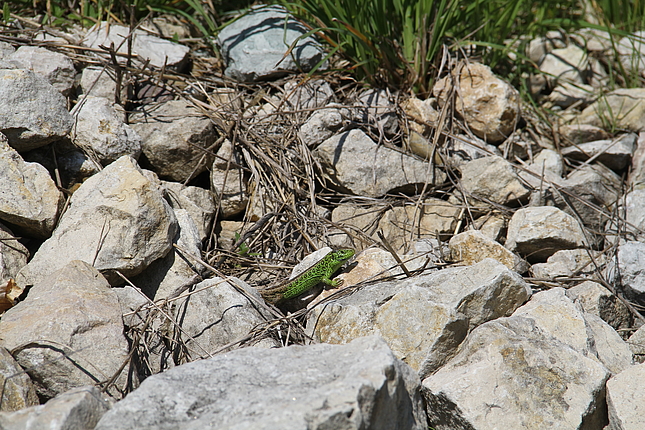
[332,248,355,262]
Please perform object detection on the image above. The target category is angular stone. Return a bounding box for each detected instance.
[606,362,645,430]
[0,69,73,151]
[460,156,530,206]
[131,100,217,182]
[0,386,109,430]
[0,223,28,283]
[584,313,633,375]
[80,65,121,99]
[567,280,632,333]
[559,124,610,146]
[560,133,636,172]
[9,46,75,95]
[83,22,189,69]
[434,62,520,143]
[555,163,621,230]
[0,136,63,238]
[578,88,645,132]
[506,206,587,262]
[216,5,327,81]
[162,181,216,242]
[531,249,603,279]
[422,316,609,430]
[606,241,645,304]
[298,103,349,148]
[0,347,38,412]
[95,336,427,430]
[170,277,278,363]
[130,209,202,301]
[71,96,142,164]
[449,229,528,273]
[539,45,588,85]
[314,129,445,197]
[16,156,177,287]
[0,261,130,399]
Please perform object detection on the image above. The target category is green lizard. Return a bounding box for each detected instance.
[260,249,355,305]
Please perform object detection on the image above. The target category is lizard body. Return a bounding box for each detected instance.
[260,249,355,305]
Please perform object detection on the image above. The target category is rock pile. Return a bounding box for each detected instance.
[1,5,645,430]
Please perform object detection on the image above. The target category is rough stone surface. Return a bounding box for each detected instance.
[578,88,645,132]
[16,156,177,287]
[169,277,278,362]
[606,241,645,304]
[506,206,587,262]
[560,133,636,172]
[314,129,446,197]
[298,104,349,148]
[531,249,603,279]
[0,136,63,238]
[606,362,645,430]
[559,124,610,145]
[162,181,216,242]
[0,223,28,284]
[131,100,217,182]
[210,139,247,218]
[131,209,202,301]
[71,96,142,164]
[539,45,589,85]
[0,387,110,430]
[422,316,610,430]
[0,386,110,430]
[434,62,520,143]
[0,261,131,400]
[459,156,530,206]
[0,69,73,151]
[9,46,75,95]
[80,65,121,99]
[449,229,528,273]
[567,280,632,333]
[216,5,327,81]
[95,336,427,430]
[0,347,38,412]
[83,22,189,69]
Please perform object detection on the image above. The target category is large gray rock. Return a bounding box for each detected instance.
[0,135,63,238]
[217,5,327,81]
[578,88,645,132]
[83,22,189,69]
[0,223,28,284]
[310,258,531,377]
[0,261,131,400]
[0,69,73,151]
[0,386,110,430]
[16,156,177,287]
[505,206,587,262]
[162,181,216,242]
[422,316,610,430]
[95,336,427,430]
[131,100,217,182]
[9,46,75,95]
[560,133,636,172]
[314,129,446,197]
[71,96,142,164]
[567,280,632,333]
[459,156,530,206]
[169,277,278,363]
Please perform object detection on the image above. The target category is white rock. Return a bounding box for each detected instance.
[9,46,75,95]
[459,156,530,206]
[606,362,645,430]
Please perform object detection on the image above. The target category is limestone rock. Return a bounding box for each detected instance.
[539,45,589,85]
[459,156,530,206]
[0,347,38,412]
[560,133,636,172]
[314,129,445,197]
[0,136,63,238]
[95,336,427,430]
[0,386,109,430]
[0,69,73,151]
[131,100,217,182]
[162,181,216,242]
[9,46,75,95]
[606,362,645,430]
[16,156,177,287]
[434,62,520,143]
[449,229,528,273]
[0,261,131,400]
[83,22,189,70]
[506,206,587,262]
[422,316,609,430]
[71,96,142,164]
[567,280,632,333]
[578,88,645,132]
